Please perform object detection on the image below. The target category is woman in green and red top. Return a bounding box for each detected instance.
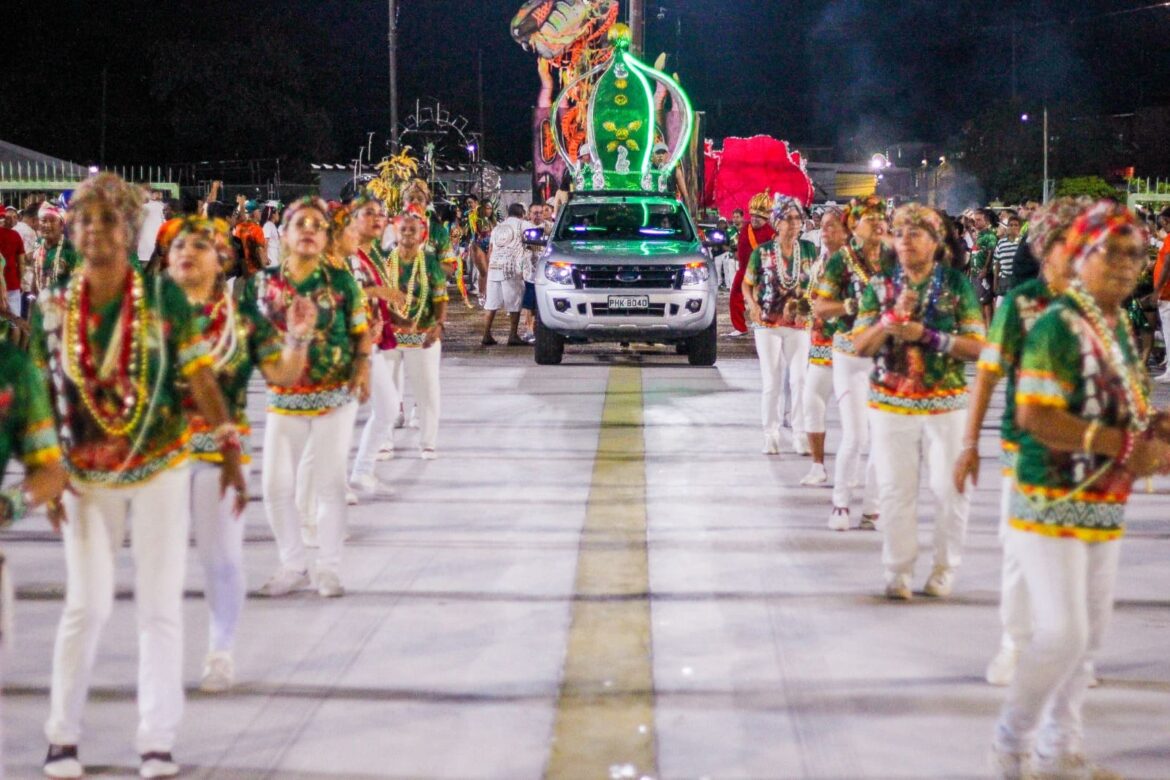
[35,173,243,780]
[168,216,316,693]
[743,195,818,457]
[798,206,846,486]
[813,197,896,531]
[992,202,1170,779]
[852,203,985,601]
[952,197,1085,689]
[243,197,371,600]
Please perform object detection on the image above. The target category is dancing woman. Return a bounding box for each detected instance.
[743,196,817,456]
[992,202,1170,780]
[951,198,1084,688]
[813,197,895,530]
[36,174,243,780]
[244,197,371,600]
[799,207,847,486]
[852,204,985,600]
[168,216,316,692]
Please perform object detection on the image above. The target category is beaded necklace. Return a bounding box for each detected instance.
[387,247,430,329]
[888,261,945,323]
[1066,284,1150,432]
[204,293,242,374]
[765,239,802,291]
[275,260,337,340]
[63,269,150,437]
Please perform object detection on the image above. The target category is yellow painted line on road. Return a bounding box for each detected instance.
[545,365,658,780]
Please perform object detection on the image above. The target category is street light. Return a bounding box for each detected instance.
[1022,106,1051,203]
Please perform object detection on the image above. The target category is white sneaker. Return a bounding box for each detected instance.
[317,570,345,598]
[1154,372,1170,384]
[257,568,310,598]
[986,645,1018,686]
[923,566,955,598]
[350,473,395,498]
[420,448,438,461]
[301,524,319,548]
[139,752,179,778]
[43,746,83,779]
[1031,752,1122,780]
[346,489,358,506]
[990,747,1031,780]
[800,463,829,486]
[792,433,810,455]
[376,445,396,461]
[200,651,235,693]
[885,573,913,601]
[858,513,879,531]
[762,433,780,455]
[827,506,851,531]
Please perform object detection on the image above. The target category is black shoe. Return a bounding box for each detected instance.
[43,744,82,779]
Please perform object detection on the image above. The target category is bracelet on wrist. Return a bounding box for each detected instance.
[1117,428,1136,468]
[212,423,243,453]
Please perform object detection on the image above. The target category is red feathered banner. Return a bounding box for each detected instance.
[705,135,815,216]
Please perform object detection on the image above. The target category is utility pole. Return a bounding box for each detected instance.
[389,0,400,151]
[629,0,646,53]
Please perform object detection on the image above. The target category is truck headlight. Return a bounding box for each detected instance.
[681,262,710,286]
[544,261,574,286]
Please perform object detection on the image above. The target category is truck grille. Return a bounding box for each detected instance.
[590,303,667,317]
[576,265,682,290]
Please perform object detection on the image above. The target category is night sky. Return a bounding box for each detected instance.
[5,1,1169,170]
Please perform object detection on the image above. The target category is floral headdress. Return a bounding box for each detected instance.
[1026,197,1091,259]
[1064,201,1146,270]
[770,194,804,225]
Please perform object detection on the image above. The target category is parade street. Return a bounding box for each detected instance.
[3,351,1168,779]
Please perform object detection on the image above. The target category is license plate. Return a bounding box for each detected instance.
[608,295,650,310]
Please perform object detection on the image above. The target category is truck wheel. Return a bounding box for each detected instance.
[686,319,717,366]
[534,308,565,365]
[675,342,690,355]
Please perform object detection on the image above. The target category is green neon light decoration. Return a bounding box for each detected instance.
[551,22,696,194]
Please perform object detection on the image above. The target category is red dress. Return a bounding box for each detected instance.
[729,222,775,333]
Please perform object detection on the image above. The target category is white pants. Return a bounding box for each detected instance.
[869,408,969,579]
[262,402,358,575]
[995,530,1121,758]
[190,461,245,654]
[999,473,1030,651]
[45,466,191,753]
[351,351,403,479]
[831,353,878,513]
[716,252,737,288]
[385,344,441,451]
[753,327,807,439]
[6,291,20,314]
[802,362,833,434]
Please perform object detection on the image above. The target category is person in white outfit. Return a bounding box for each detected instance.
[244,197,371,600]
[799,207,848,486]
[169,215,315,693]
[811,197,893,530]
[991,201,1170,780]
[481,202,530,346]
[952,198,1083,690]
[36,173,244,780]
[851,203,985,601]
[742,195,818,456]
[383,206,448,459]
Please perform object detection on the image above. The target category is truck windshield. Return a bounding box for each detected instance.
[555,202,694,242]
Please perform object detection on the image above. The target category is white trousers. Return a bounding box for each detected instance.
[802,362,833,434]
[831,353,878,513]
[351,351,403,479]
[999,473,1030,651]
[716,252,737,288]
[995,530,1121,758]
[753,327,807,438]
[869,408,969,579]
[262,402,358,575]
[189,461,246,654]
[385,344,442,451]
[45,466,191,753]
